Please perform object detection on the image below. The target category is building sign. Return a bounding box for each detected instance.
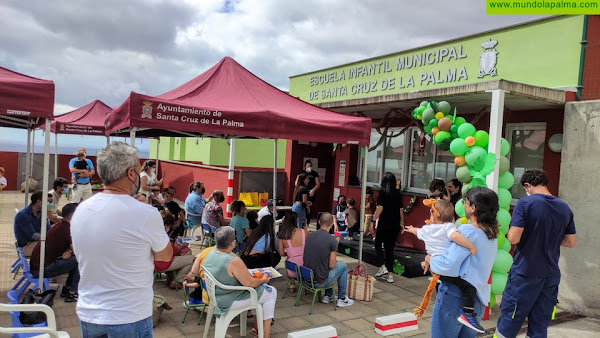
[289,16,583,104]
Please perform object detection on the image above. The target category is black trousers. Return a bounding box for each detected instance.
[440,276,477,310]
[241,252,282,269]
[375,228,398,272]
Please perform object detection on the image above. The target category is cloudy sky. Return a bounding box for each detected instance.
[1,0,543,153]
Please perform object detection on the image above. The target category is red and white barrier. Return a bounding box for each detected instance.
[288,325,337,338]
[375,313,419,336]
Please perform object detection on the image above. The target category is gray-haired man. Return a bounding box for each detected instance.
[257,199,275,222]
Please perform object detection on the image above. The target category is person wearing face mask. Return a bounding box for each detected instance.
[139,160,165,198]
[14,190,48,256]
[185,181,206,226]
[47,177,69,224]
[295,160,320,224]
[201,190,231,228]
[70,142,172,337]
[332,195,347,231]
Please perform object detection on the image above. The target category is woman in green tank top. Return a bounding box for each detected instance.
[203,226,278,337]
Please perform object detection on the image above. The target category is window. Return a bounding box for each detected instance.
[366,128,405,186]
[366,129,384,185]
[408,129,434,191]
[506,123,546,200]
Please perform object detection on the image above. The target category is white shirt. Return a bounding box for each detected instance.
[48,189,61,216]
[0,176,7,187]
[257,206,272,222]
[71,193,169,325]
[416,222,458,257]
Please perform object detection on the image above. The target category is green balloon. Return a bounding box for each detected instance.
[497,208,511,234]
[420,101,429,107]
[417,106,426,114]
[437,101,451,114]
[498,188,512,208]
[450,125,458,133]
[424,126,432,134]
[423,108,435,123]
[456,166,472,183]
[501,237,512,252]
[502,204,510,211]
[474,130,489,148]
[450,138,469,156]
[498,172,515,190]
[455,199,466,218]
[435,131,451,145]
[465,146,486,166]
[499,156,510,175]
[429,119,438,128]
[451,132,459,139]
[497,230,506,249]
[501,138,510,156]
[457,123,476,139]
[454,116,466,126]
[491,272,508,295]
[493,250,514,274]
[490,293,496,308]
[461,184,470,195]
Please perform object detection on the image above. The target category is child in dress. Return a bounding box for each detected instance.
[404,199,484,333]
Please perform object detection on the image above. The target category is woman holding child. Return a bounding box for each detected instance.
[426,187,499,337]
[139,160,164,198]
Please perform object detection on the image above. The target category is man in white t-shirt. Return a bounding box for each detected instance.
[257,199,274,222]
[71,142,172,337]
[47,177,69,224]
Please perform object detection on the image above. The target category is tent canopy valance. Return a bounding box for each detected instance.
[37,99,111,135]
[107,57,371,145]
[0,66,55,129]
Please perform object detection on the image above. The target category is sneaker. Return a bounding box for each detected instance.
[336,296,355,307]
[321,295,334,304]
[457,310,485,333]
[386,274,394,283]
[375,267,388,277]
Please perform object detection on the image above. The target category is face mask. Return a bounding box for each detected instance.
[201,187,206,195]
[62,187,69,195]
[150,168,156,174]
[305,167,312,173]
[219,195,225,203]
[340,201,347,207]
[47,202,54,210]
[129,170,141,196]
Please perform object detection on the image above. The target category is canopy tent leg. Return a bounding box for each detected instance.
[486,89,507,192]
[54,133,58,180]
[130,129,136,147]
[38,120,51,291]
[273,139,278,219]
[358,145,368,265]
[24,127,32,206]
[30,129,35,183]
[226,138,235,218]
[156,137,160,163]
[106,135,110,146]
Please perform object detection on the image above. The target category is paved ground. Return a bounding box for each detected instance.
[1,191,598,337]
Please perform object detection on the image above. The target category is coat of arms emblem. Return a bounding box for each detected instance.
[59,124,65,131]
[142,101,153,119]
[478,39,498,78]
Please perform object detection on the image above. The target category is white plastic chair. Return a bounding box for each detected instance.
[185,211,203,240]
[201,265,264,338]
[0,302,70,338]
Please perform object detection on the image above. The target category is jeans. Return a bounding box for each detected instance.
[315,261,348,299]
[430,281,484,338]
[496,271,560,338]
[32,256,80,291]
[292,203,306,228]
[80,316,153,338]
[375,228,397,272]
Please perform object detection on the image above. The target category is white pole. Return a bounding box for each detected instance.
[486,89,507,192]
[106,135,110,146]
[156,137,160,162]
[273,139,278,219]
[38,119,51,290]
[226,138,236,218]
[358,145,368,264]
[130,129,136,147]
[24,127,31,206]
[54,133,58,180]
[30,129,35,180]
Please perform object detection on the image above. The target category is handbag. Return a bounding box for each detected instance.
[19,289,57,325]
[239,192,254,207]
[346,264,376,302]
[258,192,269,207]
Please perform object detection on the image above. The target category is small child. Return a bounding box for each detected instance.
[404,199,484,333]
[71,151,89,189]
[149,189,165,206]
[344,198,359,240]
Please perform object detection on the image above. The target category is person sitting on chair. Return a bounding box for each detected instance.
[240,215,281,269]
[203,226,277,338]
[14,191,45,256]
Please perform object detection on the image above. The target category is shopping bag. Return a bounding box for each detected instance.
[239,192,254,207]
[249,192,259,206]
[346,264,376,302]
[258,192,269,207]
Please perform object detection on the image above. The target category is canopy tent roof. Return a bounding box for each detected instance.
[0,66,55,129]
[39,99,112,135]
[107,57,371,145]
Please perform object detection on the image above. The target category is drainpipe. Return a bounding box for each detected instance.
[576,15,589,101]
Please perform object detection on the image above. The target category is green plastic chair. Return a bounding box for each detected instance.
[282,260,302,302]
[181,282,208,325]
[297,265,336,314]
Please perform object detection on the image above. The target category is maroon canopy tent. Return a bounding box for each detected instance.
[47,99,111,135]
[106,57,371,145]
[0,66,55,288]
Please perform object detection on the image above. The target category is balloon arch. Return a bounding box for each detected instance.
[411,100,514,302]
